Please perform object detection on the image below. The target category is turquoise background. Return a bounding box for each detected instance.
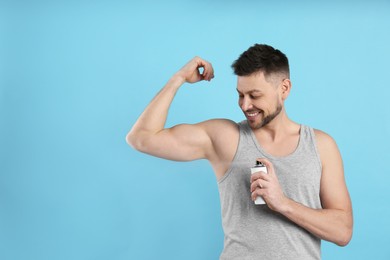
[1,1,390,259]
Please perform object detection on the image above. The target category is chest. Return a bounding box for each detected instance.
[256,134,300,157]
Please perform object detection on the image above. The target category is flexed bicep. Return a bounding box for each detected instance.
[135,122,213,161]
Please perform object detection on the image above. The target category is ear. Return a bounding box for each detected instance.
[280,79,292,100]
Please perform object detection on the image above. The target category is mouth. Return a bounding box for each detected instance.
[245,111,261,120]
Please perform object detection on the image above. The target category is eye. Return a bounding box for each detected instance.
[250,94,261,99]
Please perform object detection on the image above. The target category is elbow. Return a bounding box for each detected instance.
[332,209,353,247]
[336,237,351,247]
[337,211,353,247]
[335,227,353,247]
[126,130,153,154]
[125,132,134,148]
[126,131,144,151]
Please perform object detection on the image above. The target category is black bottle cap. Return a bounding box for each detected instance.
[255,160,265,167]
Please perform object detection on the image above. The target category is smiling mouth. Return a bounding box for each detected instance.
[245,111,262,119]
[246,112,259,117]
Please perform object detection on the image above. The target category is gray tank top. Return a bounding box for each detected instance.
[218,121,322,260]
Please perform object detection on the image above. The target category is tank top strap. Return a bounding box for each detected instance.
[300,125,322,172]
[237,120,253,144]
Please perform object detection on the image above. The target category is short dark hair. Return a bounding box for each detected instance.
[231,44,289,78]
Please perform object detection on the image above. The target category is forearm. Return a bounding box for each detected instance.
[127,75,184,145]
[280,198,353,246]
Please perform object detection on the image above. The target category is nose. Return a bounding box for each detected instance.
[240,96,253,111]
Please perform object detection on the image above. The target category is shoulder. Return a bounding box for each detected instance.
[199,118,239,135]
[312,128,341,166]
[199,119,240,163]
[194,118,240,148]
[201,118,239,127]
[313,129,338,150]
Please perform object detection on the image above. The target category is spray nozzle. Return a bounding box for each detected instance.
[256,160,265,167]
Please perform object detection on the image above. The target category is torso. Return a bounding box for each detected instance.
[217,121,323,259]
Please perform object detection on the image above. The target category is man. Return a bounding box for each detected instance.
[126,44,353,259]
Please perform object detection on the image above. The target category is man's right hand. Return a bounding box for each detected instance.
[174,56,215,84]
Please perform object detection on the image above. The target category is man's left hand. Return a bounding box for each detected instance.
[250,158,289,212]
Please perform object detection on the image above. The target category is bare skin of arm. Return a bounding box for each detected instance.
[126,57,238,178]
[251,131,353,246]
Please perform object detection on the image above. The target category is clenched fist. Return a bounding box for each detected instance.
[174,56,215,84]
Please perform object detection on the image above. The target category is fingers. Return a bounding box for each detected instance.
[250,178,266,192]
[250,158,273,201]
[194,56,214,81]
[250,171,270,184]
[251,181,268,201]
[256,158,275,175]
[251,189,264,201]
[177,56,215,83]
[250,175,269,202]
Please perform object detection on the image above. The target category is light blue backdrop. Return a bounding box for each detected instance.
[1,1,390,259]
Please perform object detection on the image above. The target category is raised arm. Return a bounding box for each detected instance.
[126,57,216,161]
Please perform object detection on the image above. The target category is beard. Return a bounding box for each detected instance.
[249,102,283,130]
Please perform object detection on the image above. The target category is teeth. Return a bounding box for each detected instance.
[247,112,258,117]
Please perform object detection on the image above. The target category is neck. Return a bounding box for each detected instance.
[252,109,299,141]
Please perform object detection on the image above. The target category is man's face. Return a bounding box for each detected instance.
[236,72,284,130]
